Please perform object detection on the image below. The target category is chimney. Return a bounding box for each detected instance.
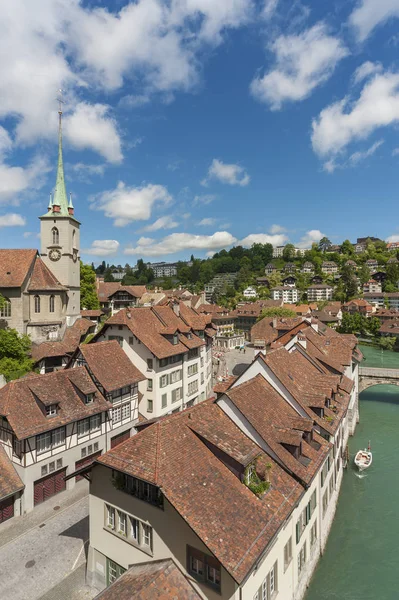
[172,301,180,317]
[297,332,307,350]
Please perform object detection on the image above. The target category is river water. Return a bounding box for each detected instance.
[305,345,399,600]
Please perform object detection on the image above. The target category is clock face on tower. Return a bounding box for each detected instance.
[49,248,61,262]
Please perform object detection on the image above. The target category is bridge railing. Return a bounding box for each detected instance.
[359,367,399,377]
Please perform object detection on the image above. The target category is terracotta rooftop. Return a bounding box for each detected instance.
[109,285,147,299]
[80,310,104,318]
[97,282,122,301]
[97,399,303,584]
[93,559,202,600]
[250,316,303,346]
[0,367,109,440]
[100,306,210,359]
[76,341,145,393]
[27,257,67,291]
[0,249,37,288]
[0,445,24,501]
[31,318,95,363]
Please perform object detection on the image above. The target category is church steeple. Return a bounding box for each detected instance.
[42,91,76,219]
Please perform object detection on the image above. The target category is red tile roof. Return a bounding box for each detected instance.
[31,318,95,363]
[0,249,37,288]
[97,399,303,584]
[27,257,67,291]
[80,310,104,318]
[0,445,24,501]
[0,367,109,439]
[76,341,145,392]
[94,559,203,600]
[101,307,207,359]
[109,285,147,299]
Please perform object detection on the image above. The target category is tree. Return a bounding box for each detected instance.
[104,268,115,282]
[340,264,358,300]
[283,244,296,261]
[0,329,33,381]
[378,336,396,351]
[386,263,399,288]
[358,264,370,286]
[80,262,100,310]
[341,240,354,256]
[257,307,297,321]
[318,237,332,252]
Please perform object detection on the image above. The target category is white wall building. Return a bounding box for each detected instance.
[307,285,334,302]
[94,303,215,420]
[243,286,258,299]
[271,286,299,304]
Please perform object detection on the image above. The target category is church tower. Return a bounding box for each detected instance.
[40,96,80,325]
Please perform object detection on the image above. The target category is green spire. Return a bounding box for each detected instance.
[51,109,69,215]
[68,192,74,209]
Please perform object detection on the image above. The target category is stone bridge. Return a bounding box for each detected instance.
[359,367,399,392]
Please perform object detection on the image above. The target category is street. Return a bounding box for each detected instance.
[0,492,96,600]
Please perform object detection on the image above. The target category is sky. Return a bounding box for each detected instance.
[1,0,399,265]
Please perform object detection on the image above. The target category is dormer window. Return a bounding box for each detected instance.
[173,333,178,345]
[85,393,95,405]
[46,404,58,417]
[187,332,192,340]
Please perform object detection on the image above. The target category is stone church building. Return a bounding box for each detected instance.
[0,110,80,343]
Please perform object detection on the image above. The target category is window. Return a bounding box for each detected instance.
[147,358,153,371]
[187,546,221,592]
[49,295,55,313]
[188,380,198,396]
[0,298,11,318]
[46,404,57,417]
[310,520,317,548]
[173,333,178,345]
[121,386,130,396]
[121,403,130,420]
[322,490,329,517]
[13,437,22,459]
[147,379,153,392]
[78,415,101,436]
[160,374,168,388]
[112,407,121,423]
[52,427,66,447]
[52,227,59,245]
[106,559,126,586]
[129,336,134,345]
[298,542,307,575]
[284,537,292,571]
[161,393,167,408]
[329,474,334,497]
[170,369,182,383]
[49,461,55,473]
[188,363,198,377]
[41,465,47,477]
[81,447,87,458]
[159,358,168,368]
[188,348,198,359]
[105,504,153,551]
[201,373,204,385]
[118,325,123,331]
[321,460,329,487]
[200,357,204,368]
[34,295,41,313]
[253,562,278,599]
[147,399,153,413]
[37,431,51,454]
[108,335,123,347]
[172,387,182,403]
[91,414,101,431]
[113,473,163,508]
[85,393,94,404]
[117,511,127,536]
[93,442,99,452]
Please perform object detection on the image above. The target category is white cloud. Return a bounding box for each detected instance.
[83,240,120,257]
[0,155,50,205]
[0,213,26,227]
[312,70,399,163]
[250,23,348,110]
[70,163,106,176]
[240,233,289,247]
[392,147,399,156]
[296,229,326,249]
[262,0,279,20]
[0,127,13,159]
[119,94,151,108]
[353,61,383,84]
[140,216,178,232]
[192,194,216,206]
[91,182,172,227]
[350,0,399,42]
[64,103,122,164]
[349,139,384,165]
[269,223,287,234]
[387,234,399,242]
[124,231,237,257]
[199,218,217,226]
[202,159,250,186]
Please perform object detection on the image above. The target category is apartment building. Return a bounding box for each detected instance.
[145,262,178,278]
[301,262,315,274]
[93,303,215,420]
[0,341,144,515]
[321,261,338,275]
[307,285,334,302]
[86,319,360,599]
[363,279,382,294]
[364,292,399,310]
[271,286,299,304]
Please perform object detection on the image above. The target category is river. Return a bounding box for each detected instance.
[305,345,399,600]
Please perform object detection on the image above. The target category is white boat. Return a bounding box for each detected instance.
[354,442,372,471]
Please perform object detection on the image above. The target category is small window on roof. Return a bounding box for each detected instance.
[85,393,95,405]
[173,333,178,345]
[46,404,57,417]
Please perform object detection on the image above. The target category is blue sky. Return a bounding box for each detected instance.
[1,0,399,264]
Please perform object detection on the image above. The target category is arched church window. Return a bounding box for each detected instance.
[52,227,59,245]
[34,295,41,314]
[0,298,11,318]
[49,295,55,313]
